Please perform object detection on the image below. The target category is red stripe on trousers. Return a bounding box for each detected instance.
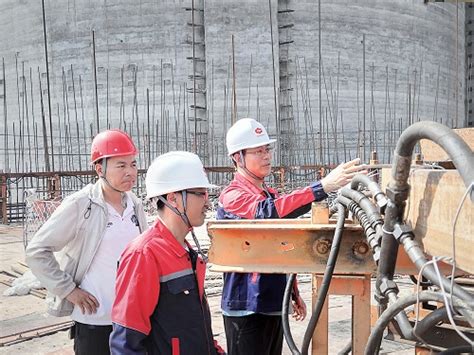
[172,337,180,355]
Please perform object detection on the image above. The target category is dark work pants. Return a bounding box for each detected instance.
[72,322,113,355]
[223,314,283,355]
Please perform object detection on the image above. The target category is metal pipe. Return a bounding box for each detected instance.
[41,0,54,171]
[401,236,474,304]
[2,57,9,172]
[91,30,99,133]
[386,290,415,340]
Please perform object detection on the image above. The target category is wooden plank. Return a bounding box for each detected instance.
[312,275,329,355]
[0,312,72,341]
[420,127,473,162]
[405,170,473,274]
[0,273,16,286]
[351,275,371,355]
[0,320,73,346]
[381,168,472,274]
[11,263,29,276]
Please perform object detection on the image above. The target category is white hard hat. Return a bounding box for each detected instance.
[226,118,276,156]
[145,151,217,199]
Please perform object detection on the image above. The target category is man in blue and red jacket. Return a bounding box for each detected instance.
[218,118,366,355]
[110,151,225,355]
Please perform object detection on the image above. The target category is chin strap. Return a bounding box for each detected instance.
[157,191,208,262]
[98,158,127,208]
[237,151,265,182]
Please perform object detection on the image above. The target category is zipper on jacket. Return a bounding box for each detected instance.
[81,201,108,278]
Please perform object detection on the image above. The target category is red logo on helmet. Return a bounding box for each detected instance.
[255,127,263,135]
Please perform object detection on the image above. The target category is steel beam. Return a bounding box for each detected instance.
[207,219,423,274]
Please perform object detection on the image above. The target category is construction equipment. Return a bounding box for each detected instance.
[208,121,474,354]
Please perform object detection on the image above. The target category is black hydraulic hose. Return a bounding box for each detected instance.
[378,122,474,322]
[365,291,472,355]
[335,194,351,208]
[301,203,346,355]
[376,199,401,300]
[438,345,474,355]
[337,195,381,259]
[340,188,383,228]
[412,307,448,339]
[339,190,416,342]
[391,121,473,195]
[282,273,300,355]
[350,173,388,209]
[281,203,346,355]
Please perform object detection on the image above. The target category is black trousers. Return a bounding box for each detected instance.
[72,322,113,355]
[223,314,283,355]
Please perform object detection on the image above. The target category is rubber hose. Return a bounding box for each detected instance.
[301,203,346,355]
[365,291,472,355]
[282,273,300,355]
[438,345,474,355]
[413,307,448,339]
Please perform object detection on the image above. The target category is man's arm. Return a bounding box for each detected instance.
[221,181,327,219]
[25,197,81,299]
[110,248,160,355]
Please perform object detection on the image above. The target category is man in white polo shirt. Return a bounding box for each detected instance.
[26,129,148,355]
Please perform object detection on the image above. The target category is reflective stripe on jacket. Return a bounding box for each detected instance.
[110,219,224,355]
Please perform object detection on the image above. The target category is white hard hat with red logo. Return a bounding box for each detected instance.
[145,151,216,199]
[226,118,276,156]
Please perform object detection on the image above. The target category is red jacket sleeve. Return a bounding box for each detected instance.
[111,248,160,352]
[221,182,326,219]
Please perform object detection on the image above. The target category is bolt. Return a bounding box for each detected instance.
[313,238,331,256]
[353,240,369,257]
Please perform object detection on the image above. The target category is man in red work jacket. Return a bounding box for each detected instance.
[218,118,367,355]
[110,151,225,355]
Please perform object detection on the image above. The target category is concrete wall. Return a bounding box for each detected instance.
[1,0,194,171]
[0,0,466,172]
[204,0,279,166]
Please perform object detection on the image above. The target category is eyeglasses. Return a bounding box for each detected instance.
[245,146,273,157]
[186,190,208,199]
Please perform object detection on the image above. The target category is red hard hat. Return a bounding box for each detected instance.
[90,129,138,164]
